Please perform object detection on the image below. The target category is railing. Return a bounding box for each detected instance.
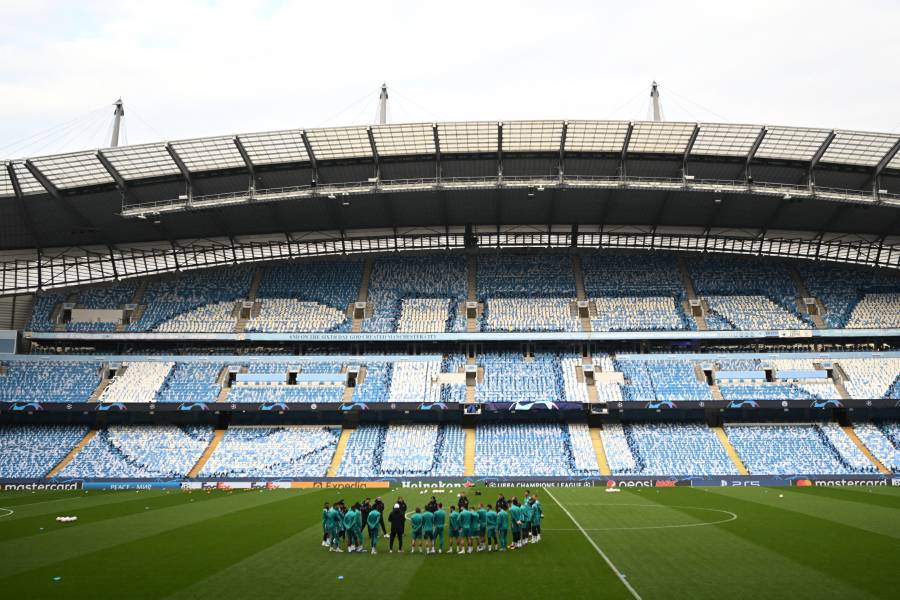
[120,174,900,217]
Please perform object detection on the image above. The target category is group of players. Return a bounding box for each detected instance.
[322,491,543,554]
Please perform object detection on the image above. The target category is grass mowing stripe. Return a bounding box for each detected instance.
[0,490,297,579]
[543,487,642,600]
[788,486,900,511]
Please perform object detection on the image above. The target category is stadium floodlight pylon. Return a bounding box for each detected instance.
[378,84,389,125]
[650,81,663,122]
[110,99,125,148]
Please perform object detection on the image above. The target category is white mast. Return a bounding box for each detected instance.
[650,82,662,122]
[110,98,125,147]
[377,84,388,125]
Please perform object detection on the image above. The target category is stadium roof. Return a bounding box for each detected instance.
[1,119,899,294]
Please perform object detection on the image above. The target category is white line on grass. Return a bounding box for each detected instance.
[540,504,737,531]
[0,507,14,518]
[543,487,642,600]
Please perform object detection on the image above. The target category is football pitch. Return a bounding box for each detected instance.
[1,485,898,599]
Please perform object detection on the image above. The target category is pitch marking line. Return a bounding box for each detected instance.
[0,507,14,518]
[542,504,737,531]
[543,488,642,600]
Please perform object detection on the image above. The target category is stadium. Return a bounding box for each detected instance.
[1,11,900,597]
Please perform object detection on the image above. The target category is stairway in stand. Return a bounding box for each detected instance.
[188,428,226,478]
[463,426,476,476]
[712,425,749,475]
[327,428,353,477]
[46,430,97,477]
[590,426,612,476]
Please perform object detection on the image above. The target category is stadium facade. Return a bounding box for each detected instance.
[1,116,899,488]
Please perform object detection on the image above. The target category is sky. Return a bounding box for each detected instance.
[2,0,899,158]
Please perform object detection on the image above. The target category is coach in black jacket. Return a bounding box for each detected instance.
[374,497,387,535]
[388,504,406,552]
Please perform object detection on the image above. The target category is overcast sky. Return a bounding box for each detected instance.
[2,0,899,158]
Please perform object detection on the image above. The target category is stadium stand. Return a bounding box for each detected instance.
[0,361,101,403]
[28,281,138,332]
[396,298,453,333]
[581,251,694,331]
[199,426,340,478]
[379,424,465,476]
[362,255,467,333]
[335,425,387,477]
[475,352,563,404]
[846,294,900,329]
[387,360,441,403]
[624,423,740,476]
[724,424,866,475]
[0,425,89,478]
[484,297,579,332]
[687,254,811,330]
[153,362,223,404]
[599,423,640,474]
[567,423,601,474]
[616,358,712,402]
[352,362,392,404]
[474,423,594,476]
[796,262,900,329]
[98,361,174,403]
[818,423,877,473]
[840,358,900,399]
[127,267,252,332]
[853,423,900,472]
[58,425,213,478]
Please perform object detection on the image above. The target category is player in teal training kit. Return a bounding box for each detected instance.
[343,505,360,551]
[448,506,460,553]
[521,496,534,544]
[495,506,509,551]
[421,508,435,554]
[411,508,424,554]
[509,500,522,548]
[322,503,331,547]
[458,506,472,554]
[476,504,488,551]
[433,503,446,554]
[328,505,344,552]
[485,504,498,551]
[531,495,543,542]
[367,507,381,554]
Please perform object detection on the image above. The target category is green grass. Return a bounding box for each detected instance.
[1,486,899,599]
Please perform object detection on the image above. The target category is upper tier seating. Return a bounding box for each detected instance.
[247,299,346,333]
[200,426,339,478]
[58,425,213,478]
[0,361,101,403]
[475,352,563,404]
[130,267,252,332]
[474,423,592,476]
[483,297,579,332]
[440,354,468,404]
[396,298,453,333]
[0,425,89,478]
[154,363,223,404]
[388,360,441,403]
[853,423,900,472]
[724,424,863,475]
[98,361,174,404]
[335,425,387,477]
[796,262,900,329]
[592,297,688,332]
[616,359,712,402]
[227,361,346,404]
[363,255,467,333]
[846,294,900,329]
[560,355,624,404]
[352,363,392,404]
[840,358,900,400]
[623,423,739,476]
[687,254,811,330]
[155,301,237,333]
[28,282,138,332]
[581,251,693,331]
[704,295,810,331]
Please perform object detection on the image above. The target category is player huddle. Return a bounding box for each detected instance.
[322,491,543,555]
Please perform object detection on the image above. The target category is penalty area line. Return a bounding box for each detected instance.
[543,488,642,600]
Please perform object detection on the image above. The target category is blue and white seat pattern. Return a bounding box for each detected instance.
[396,298,453,333]
[335,425,387,477]
[59,425,213,478]
[474,423,596,476]
[98,361,174,404]
[483,297,579,332]
[475,353,562,404]
[0,361,101,404]
[616,423,739,476]
[704,295,810,331]
[846,294,900,329]
[724,424,865,475]
[0,425,89,478]
[840,358,900,400]
[387,360,441,403]
[200,426,339,478]
[591,296,686,332]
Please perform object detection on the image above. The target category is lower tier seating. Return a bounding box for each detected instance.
[0,425,89,478]
[200,426,339,478]
[724,424,867,475]
[58,426,213,478]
